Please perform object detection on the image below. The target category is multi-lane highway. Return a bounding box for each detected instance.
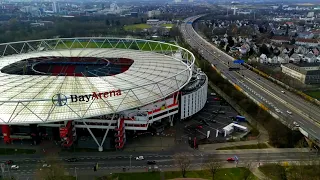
[1,149,319,180]
[181,15,320,142]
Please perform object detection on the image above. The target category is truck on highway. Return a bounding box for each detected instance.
[227,60,241,71]
[236,115,246,122]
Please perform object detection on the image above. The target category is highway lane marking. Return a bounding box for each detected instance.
[310,129,317,134]
[245,77,319,130]
[184,22,320,131]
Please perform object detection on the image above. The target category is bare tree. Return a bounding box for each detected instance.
[35,155,69,180]
[243,161,254,180]
[174,152,193,178]
[202,154,222,180]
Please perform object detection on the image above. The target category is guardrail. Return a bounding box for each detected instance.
[243,63,320,107]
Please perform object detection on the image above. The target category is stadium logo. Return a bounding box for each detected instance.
[70,89,122,103]
[52,90,122,106]
[52,93,68,106]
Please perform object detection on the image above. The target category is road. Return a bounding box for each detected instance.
[180,15,320,142]
[1,149,319,180]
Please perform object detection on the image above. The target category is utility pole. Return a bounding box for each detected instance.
[200,153,203,170]
[74,167,78,180]
[7,164,11,178]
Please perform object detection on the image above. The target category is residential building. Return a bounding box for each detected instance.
[289,53,302,63]
[296,38,319,47]
[281,63,320,84]
[259,54,268,63]
[271,36,290,44]
[298,32,314,39]
[147,10,161,18]
[146,19,159,25]
[278,53,290,63]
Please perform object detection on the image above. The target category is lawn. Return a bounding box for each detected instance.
[259,164,320,180]
[0,148,36,155]
[54,41,178,51]
[304,90,320,100]
[161,23,174,28]
[216,143,269,150]
[124,24,151,31]
[98,168,257,180]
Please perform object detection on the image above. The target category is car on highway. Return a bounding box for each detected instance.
[227,158,235,162]
[275,108,281,113]
[281,91,285,94]
[6,160,13,165]
[136,156,144,160]
[42,164,51,168]
[147,161,156,165]
[65,158,78,162]
[11,165,19,170]
[286,110,292,115]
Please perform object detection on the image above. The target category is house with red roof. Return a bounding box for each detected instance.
[296,38,319,47]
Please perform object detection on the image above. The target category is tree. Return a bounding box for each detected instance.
[243,162,254,180]
[35,156,70,180]
[174,153,192,178]
[290,38,296,45]
[105,19,110,26]
[226,45,230,53]
[259,44,269,56]
[203,155,222,180]
[227,36,234,47]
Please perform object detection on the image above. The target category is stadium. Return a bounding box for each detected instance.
[0,37,208,151]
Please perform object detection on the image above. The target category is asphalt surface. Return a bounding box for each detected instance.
[181,15,320,142]
[1,149,319,180]
[182,93,245,142]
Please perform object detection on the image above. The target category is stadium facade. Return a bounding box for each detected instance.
[0,37,207,151]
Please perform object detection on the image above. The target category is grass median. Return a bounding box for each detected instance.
[0,148,36,155]
[98,168,257,180]
[216,143,269,150]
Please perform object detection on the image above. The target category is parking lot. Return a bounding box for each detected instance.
[180,90,250,144]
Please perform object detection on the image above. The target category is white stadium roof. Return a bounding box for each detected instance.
[0,38,194,124]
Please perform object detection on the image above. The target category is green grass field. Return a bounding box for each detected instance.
[124,24,151,31]
[216,143,269,150]
[259,164,320,180]
[161,23,174,28]
[98,168,257,180]
[54,40,178,51]
[304,90,320,100]
[0,148,36,155]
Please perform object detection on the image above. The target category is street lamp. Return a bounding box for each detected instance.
[130,155,132,169]
[74,167,78,180]
[200,153,203,170]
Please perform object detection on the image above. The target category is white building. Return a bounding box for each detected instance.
[146,19,160,25]
[147,10,161,18]
[180,71,208,119]
[281,63,320,84]
[259,54,268,63]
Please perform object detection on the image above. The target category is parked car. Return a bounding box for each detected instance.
[136,156,144,160]
[42,164,51,168]
[293,121,300,127]
[11,165,19,170]
[227,158,235,162]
